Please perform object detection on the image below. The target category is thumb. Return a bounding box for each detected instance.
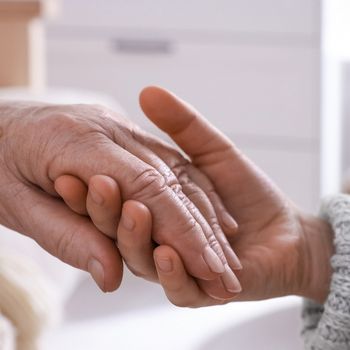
[11,184,123,293]
[139,86,234,168]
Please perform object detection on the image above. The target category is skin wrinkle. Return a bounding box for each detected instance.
[47,131,108,180]
[128,167,168,200]
[127,129,230,257]
[128,128,233,257]
[119,132,224,255]
[2,98,245,293]
[132,132,237,272]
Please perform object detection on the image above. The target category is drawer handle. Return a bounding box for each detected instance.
[112,39,173,55]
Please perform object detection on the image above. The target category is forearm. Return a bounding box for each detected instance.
[0,102,14,229]
[0,101,39,230]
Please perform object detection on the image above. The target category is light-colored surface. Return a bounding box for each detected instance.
[321,0,350,194]
[45,0,321,213]
[0,313,15,350]
[42,270,304,350]
[320,0,346,195]
[0,87,124,113]
[47,39,320,141]
[342,63,350,179]
[0,224,83,307]
[48,0,319,35]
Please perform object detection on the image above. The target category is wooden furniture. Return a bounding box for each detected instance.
[0,0,48,89]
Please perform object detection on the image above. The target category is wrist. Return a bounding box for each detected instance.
[0,101,42,182]
[297,212,334,303]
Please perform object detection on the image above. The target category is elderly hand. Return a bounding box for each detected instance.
[62,87,333,305]
[0,99,241,294]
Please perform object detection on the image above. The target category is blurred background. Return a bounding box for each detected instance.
[0,0,349,349]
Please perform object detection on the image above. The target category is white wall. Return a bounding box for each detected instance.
[45,1,322,212]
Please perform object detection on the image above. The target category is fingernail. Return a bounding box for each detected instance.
[221,212,238,231]
[90,186,104,205]
[156,256,173,273]
[121,212,135,231]
[203,247,225,274]
[88,259,105,292]
[226,248,243,270]
[221,265,242,293]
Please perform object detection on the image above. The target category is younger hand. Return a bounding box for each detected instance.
[135,86,333,304]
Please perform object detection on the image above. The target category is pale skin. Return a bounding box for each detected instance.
[56,86,334,305]
[0,98,242,296]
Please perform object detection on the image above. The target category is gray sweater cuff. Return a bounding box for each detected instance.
[302,194,350,350]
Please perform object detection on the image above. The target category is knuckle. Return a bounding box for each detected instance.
[210,220,224,235]
[207,234,219,247]
[130,168,167,199]
[47,104,113,139]
[43,110,85,136]
[207,235,226,259]
[170,182,183,195]
[176,217,200,240]
[170,162,189,181]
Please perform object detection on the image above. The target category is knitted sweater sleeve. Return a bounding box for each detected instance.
[302,194,350,350]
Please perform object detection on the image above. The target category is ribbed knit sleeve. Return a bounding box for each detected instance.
[302,194,350,350]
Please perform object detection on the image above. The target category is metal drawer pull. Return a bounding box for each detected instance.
[112,39,173,54]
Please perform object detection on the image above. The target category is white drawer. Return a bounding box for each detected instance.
[47,38,320,141]
[49,0,320,36]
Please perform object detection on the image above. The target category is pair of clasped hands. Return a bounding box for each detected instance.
[0,86,331,307]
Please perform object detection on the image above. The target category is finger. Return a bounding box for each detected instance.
[54,175,88,215]
[12,183,123,293]
[86,175,122,239]
[198,274,242,301]
[123,132,232,276]
[179,181,242,296]
[117,200,157,282]
[130,129,238,236]
[139,86,233,168]
[129,130,242,293]
[180,179,241,271]
[108,135,227,281]
[139,85,247,209]
[185,165,238,237]
[49,134,221,281]
[139,86,278,223]
[154,246,217,308]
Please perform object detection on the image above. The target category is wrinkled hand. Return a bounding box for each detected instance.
[0,99,241,293]
[63,87,333,305]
